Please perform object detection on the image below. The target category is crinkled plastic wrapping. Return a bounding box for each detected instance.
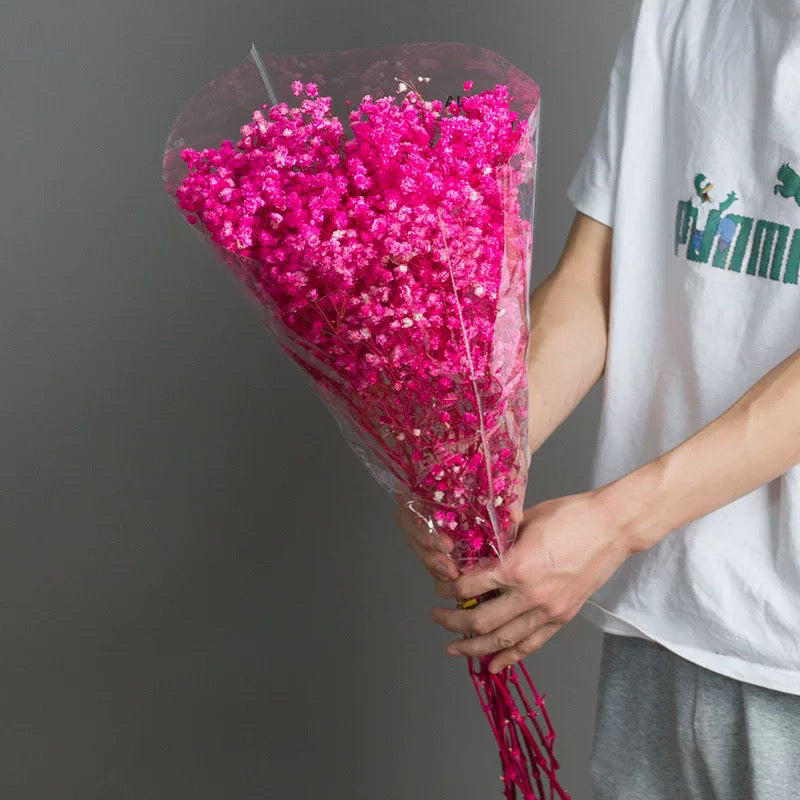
[162,42,540,575]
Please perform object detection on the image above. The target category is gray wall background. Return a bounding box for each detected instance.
[2,1,633,797]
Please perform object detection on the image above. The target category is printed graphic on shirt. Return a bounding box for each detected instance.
[674,166,800,286]
[775,163,800,207]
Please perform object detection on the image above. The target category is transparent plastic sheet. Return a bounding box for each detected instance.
[162,42,569,800]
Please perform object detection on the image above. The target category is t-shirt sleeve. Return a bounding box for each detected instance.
[566,0,642,228]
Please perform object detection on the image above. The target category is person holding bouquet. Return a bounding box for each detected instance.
[401,0,800,796]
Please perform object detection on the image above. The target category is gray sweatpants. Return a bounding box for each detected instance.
[591,632,800,800]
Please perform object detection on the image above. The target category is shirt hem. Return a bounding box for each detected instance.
[579,600,800,697]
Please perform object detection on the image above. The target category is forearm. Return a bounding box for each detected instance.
[527,212,611,453]
[597,347,800,553]
[527,275,607,451]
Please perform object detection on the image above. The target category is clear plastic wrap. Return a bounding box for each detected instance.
[163,42,568,800]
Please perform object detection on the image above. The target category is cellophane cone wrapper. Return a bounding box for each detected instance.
[163,42,569,800]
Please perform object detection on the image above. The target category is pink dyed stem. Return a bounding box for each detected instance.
[491,670,569,798]
[467,658,517,800]
[460,596,571,800]
[509,666,559,765]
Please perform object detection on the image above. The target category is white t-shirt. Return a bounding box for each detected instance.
[566,0,800,694]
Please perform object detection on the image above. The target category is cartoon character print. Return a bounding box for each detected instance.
[689,173,739,254]
[774,163,800,207]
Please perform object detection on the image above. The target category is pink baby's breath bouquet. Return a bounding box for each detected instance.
[163,42,568,800]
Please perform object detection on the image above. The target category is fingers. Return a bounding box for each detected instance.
[444,608,538,659]
[486,622,561,673]
[509,488,526,526]
[445,601,582,673]
[433,578,454,599]
[430,589,528,637]
[395,503,454,555]
[397,501,458,581]
[407,535,459,581]
[433,561,504,602]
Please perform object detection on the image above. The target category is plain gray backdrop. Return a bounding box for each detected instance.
[2,1,634,798]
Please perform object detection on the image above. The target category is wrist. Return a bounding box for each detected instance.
[592,456,674,554]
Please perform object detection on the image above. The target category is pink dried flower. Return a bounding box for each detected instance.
[174,78,533,567]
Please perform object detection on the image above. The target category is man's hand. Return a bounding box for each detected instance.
[396,491,527,586]
[397,211,617,654]
[396,500,460,582]
[428,490,635,673]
